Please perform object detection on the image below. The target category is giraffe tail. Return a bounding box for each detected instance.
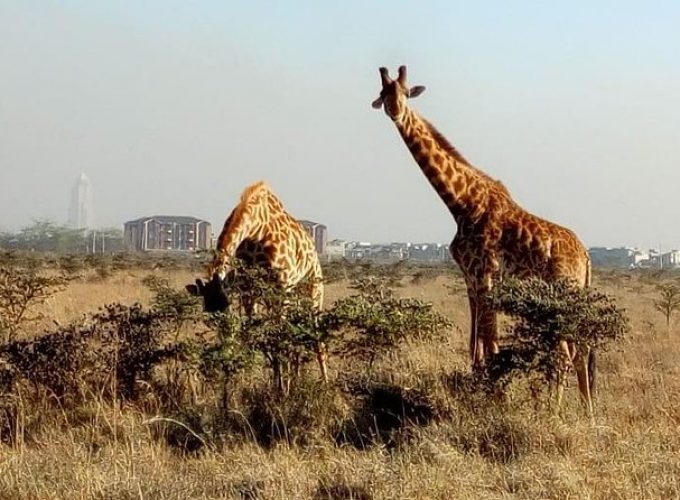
[588,348,596,397]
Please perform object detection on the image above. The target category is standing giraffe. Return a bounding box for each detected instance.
[186,181,327,383]
[372,66,594,412]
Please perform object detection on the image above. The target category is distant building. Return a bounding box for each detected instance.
[342,241,453,262]
[345,242,374,260]
[408,243,451,262]
[655,250,680,269]
[588,247,638,268]
[68,173,94,229]
[298,220,328,256]
[325,239,347,260]
[123,216,212,252]
[587,246,680,269]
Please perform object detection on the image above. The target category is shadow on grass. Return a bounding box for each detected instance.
[336,378,442,450]
[313,480,373,500]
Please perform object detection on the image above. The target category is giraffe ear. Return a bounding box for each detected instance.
[371,96,383,109]
[408,86,426,99]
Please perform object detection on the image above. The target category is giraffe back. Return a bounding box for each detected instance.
[497,202,590,287]
[205,181,324,309]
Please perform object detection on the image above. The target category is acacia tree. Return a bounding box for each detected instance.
[488,277,629,394]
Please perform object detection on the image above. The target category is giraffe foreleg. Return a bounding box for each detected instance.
[468,272,500,369]
[466,291,484,368]
[310,270,328,383]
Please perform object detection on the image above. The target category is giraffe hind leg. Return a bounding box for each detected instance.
[574,346,594,419]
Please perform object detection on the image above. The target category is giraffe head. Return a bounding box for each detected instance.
[372,65,426,121]
[186,273,230,313]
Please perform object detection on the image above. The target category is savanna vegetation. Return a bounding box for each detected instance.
[0,250,677,499]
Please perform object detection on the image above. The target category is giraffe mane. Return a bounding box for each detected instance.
[238,180,271,203]
[420,116,513,199]
[214,181,273,256]
[420,118,470,165]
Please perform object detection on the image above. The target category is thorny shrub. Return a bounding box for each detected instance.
[0,261,453,448]
[142,275,202,335]
[0,266,69,342]
[328,277,451,368]
[0,304,190,403]
[206,264,451,391]
[212,264,326,393]
[486,277,629,392]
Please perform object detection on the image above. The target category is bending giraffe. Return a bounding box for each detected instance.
[186,181,327,384]
[372,66,594,413]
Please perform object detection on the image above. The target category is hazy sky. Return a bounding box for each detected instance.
[1,1,679,249]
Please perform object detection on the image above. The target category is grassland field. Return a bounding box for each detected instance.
[0,258,679,500]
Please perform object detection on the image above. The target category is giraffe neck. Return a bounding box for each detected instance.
[393,106,494,222]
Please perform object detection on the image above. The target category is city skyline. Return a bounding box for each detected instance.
[4,204,680,254]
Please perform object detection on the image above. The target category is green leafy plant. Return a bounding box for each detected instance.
[224,265,325,393]
[328,277,451,369]
[142,275,202,335]
[196,312,255,408]
[487,277,629,391]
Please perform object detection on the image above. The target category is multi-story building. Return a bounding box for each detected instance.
[588,246,680,269]
[325,239,347,260]
[658,250,680,269]
[123,216,212,252]
[298,220,328,256]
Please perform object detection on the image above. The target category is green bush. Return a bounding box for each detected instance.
[329,277,450,368]
[487,277,629,391]
[0,259,461,449]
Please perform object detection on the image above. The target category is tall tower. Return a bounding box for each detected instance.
[67,173,94,229]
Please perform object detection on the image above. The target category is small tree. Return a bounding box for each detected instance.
[654,284,680,328]
[0,267,69,342]
[328,277,450,369]
[198,312,254,408]
[488,277,629,393]
[142,275,202,337]
[231,266,324,394]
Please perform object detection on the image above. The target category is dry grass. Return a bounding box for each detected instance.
[1,267,679,499]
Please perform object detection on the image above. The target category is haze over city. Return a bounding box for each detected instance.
[1,1,679,250]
